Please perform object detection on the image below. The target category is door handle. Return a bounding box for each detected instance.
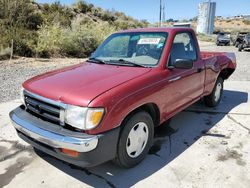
[169,76,181,83]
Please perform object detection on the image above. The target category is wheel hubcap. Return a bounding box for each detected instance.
[126,122,149,158]
[214,82,222,102]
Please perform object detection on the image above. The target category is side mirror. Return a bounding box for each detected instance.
[172,59,193,69]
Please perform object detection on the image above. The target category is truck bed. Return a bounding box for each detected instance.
[201,51,236,70]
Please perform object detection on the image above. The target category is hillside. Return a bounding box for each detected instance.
[0,0,148,59]
[163,18,250,34]
[194,18,250,33]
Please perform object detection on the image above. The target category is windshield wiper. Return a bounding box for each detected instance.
[87,57,106,64]
[110,59,146,68]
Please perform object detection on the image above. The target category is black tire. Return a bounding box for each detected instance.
[114,111,154,168]
[204,77,224,107]
[238,44,243,52]
[235,41,239,47]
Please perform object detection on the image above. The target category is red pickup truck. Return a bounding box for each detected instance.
[10,27,236,168]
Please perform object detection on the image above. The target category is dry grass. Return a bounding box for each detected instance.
[197,34,216,42]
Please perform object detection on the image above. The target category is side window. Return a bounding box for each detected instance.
[169,32,197,65]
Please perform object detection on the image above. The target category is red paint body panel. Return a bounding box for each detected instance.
[22,28,236,135]
[23,62,151,106]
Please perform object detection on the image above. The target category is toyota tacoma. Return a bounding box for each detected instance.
[10,28,236,168]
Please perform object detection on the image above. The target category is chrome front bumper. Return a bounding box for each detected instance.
[10,108,99,152]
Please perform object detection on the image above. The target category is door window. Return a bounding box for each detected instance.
[169,32,197,66]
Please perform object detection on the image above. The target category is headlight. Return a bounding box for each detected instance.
[65,105,104,130]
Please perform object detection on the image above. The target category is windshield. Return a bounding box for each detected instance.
[91,32,168,67]
[218,33,230,39]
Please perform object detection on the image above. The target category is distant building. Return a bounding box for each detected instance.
[216,16,223,20]
[242,15,250,20]
[197,1,216,35]
[229,15,250,20]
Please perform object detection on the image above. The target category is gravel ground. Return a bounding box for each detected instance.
[0,42,249,103]
[0,58,84,103]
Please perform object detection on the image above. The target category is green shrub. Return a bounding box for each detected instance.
[35,20,115,58]
[74,0,92,13]
[243,19,250,25]
[197,34,216,42]
[36,24,63,57]
[100,11,116,22]
[41,2,74,27]
[0,0,149,58]
[26,13,44,30]
[0,44,11,60]
[14,39,34,57]
[61,21,115,57]
[3,27,37,57]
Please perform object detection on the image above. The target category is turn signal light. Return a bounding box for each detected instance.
[61,148,79,157]
[89,111,103,125]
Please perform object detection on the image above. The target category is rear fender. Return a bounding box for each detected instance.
[202,52,236,95]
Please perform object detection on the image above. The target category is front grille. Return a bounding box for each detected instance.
[24,91,62,125]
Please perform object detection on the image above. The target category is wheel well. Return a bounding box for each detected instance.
[218,68,235,80]
[122,103,160,127]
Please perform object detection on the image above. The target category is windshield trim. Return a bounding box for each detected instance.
[91,31,169,68]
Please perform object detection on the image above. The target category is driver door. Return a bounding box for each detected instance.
[163,32,205,114]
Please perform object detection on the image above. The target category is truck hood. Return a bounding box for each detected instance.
[23,62,151,106]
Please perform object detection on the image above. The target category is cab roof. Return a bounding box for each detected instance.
[117,27,195,34]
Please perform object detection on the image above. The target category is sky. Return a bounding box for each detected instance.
[37,0,250,23]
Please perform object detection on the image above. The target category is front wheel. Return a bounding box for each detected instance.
[114,111,154,168]
[204,77,224,107]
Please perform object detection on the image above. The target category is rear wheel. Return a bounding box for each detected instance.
[238,44,243,52]
[235,41,239,47]
[204,77,224,107]
[114,111,154,168]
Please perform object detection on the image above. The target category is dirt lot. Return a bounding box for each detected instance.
[0,43,250,188]
[0,58,83,103]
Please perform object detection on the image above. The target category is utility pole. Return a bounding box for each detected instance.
[159,0,166,27]
[159,0,162,27]
[163,4,166,23]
